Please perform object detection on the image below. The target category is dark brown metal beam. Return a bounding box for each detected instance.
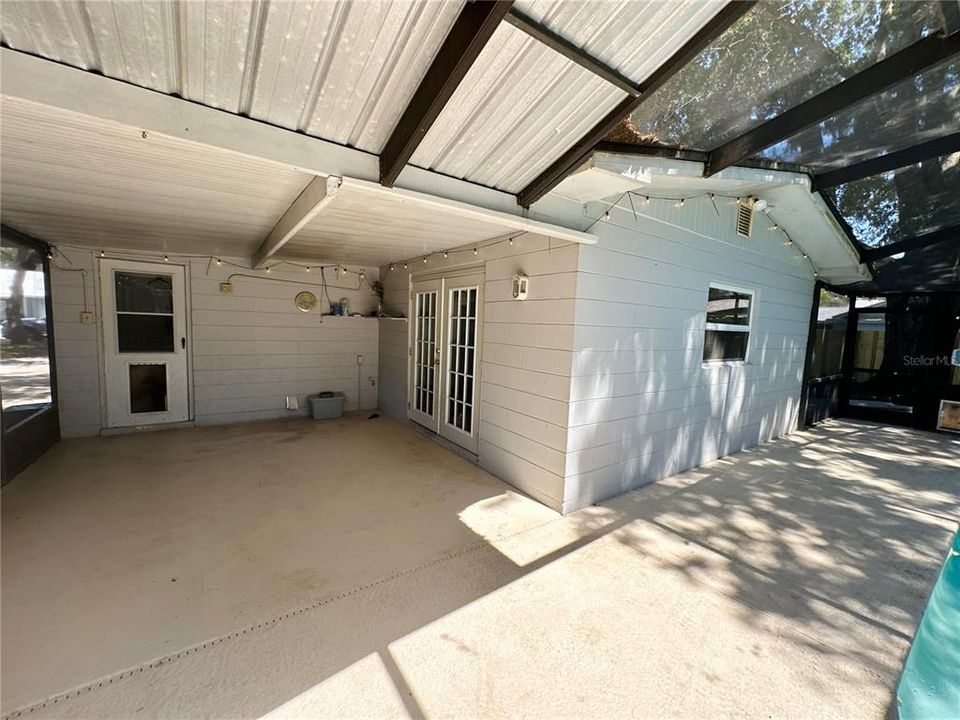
[706,30,960,177]
[504,8,641,96]
[379,1,513,187]
[516,1,756,208]
[811,132,960,191]
[861,225,959,262]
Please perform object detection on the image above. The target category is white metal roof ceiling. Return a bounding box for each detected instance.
[0,96,314,257]
[0,96,593,266]
[0,0,727,193]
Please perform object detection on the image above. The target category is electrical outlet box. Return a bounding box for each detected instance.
[356,354,363,365]
[219,282,234,294]
[80,311,95,325]
[286,395,299,410]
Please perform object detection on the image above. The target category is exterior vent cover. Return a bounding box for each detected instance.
[736,200,754,238]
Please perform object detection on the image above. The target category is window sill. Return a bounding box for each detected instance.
[701,360,751,368]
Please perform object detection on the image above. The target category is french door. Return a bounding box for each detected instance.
[408,272,483,453]
[99,259,190,427]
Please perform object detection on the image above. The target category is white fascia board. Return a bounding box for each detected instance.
[340,177,598,245]
[0,48,588,233]
[253,176,340,267]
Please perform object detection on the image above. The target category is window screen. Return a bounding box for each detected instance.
[703,286,753,362]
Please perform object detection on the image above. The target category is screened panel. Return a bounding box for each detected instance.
[822,154,960,247]
[615,0,944,151]
[757,58,960,170]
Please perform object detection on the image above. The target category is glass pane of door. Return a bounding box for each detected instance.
[446,287,478,434]
[413,290,437,416]
[115,272,174,353]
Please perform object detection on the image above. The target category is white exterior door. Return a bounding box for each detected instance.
[408,272,483,453]
[100,259,189,427]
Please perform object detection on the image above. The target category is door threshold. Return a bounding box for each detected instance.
[407,420,479,465]
[100,420,196,436]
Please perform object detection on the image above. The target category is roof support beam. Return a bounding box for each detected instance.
[253,176,340,267]
[516,1,756,207]
[861,225,959,262]
[379,1,513,187]
[706,30,960,177]
[811,132,960,191]
[504,8,641,96]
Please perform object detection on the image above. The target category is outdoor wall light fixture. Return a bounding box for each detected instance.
[512,272,529,300]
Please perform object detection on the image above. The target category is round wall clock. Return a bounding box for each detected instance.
[294,290,318,313]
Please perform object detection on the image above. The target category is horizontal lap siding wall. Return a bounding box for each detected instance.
[379,235,580,512]
[49,251,379,435]
[564,196,815,512]
[49,249,101,437]
[189,259,378,424]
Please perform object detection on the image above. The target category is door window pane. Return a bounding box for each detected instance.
[117,315,174,353]
[1,239,52,410]
[414,290,437,416]
[115,272,173,313]
[129,364,168,413]
[446,287,478,434]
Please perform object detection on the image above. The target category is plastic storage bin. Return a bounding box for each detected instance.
[308,392,346,419]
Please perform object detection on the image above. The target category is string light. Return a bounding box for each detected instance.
[403,263,408,269]
[265,266,271,273]
[473,248,478,256]
[644,196,650,205]
[676,198,685,208]
[215,258,222,266]
[508,237,514,246]
[444,251,449,258]
[359,270,364,280]
[46,249,54,260]
[603,210,611,220]
[99,250,105,257]
[163,255,169,262]
[422,256,428,264]
[305,266,311,273]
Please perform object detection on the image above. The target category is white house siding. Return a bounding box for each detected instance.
[379,235,581,512]
[191,259,378,425]
[49,249,101,437]
[377,318,408,422]
[49,251,379,436]
[563,196,815,512]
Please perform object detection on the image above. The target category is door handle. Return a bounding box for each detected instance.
[181,337,186,350]
[434,348,440,366]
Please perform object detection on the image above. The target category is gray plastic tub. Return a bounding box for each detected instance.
[308,392,346,420]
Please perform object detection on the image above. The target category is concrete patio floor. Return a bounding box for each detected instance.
[2,416,957,719]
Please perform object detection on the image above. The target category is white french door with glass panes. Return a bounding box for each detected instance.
[408,272,483,453]
[100,259,189,427]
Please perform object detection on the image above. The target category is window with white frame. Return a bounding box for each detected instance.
[703,284,753,362]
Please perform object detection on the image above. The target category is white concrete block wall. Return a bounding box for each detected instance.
[49,250,379,435]
[563,195,815,512]
[379,235,581,511]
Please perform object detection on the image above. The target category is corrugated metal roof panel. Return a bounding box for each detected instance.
[409,21,625,193]
[513,0,727,86]
[0,0,464,153]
